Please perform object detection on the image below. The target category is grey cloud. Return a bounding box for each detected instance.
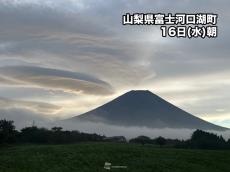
[0,97,61,114]
[0,66,113,95]
[149,71,230,122]
[0,86,75,100]
[0,76,19,85]
[0,0,151,88]
[0,108,50,129]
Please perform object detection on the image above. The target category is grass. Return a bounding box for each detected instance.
[0,142,230,172]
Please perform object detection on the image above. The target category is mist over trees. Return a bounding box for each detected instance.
[0,119,104,144]
[1,119,230,150]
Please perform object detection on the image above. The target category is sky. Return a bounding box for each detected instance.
[0,0,230,128]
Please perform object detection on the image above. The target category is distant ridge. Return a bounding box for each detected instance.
[70,90,228,131]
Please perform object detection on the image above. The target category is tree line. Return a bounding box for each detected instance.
[0,119,104,144]
[1,119,230,149]
[130,130,230,149]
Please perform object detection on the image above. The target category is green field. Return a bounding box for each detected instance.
[0,143,229,172]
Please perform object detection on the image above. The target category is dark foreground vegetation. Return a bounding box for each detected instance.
[1,119,230,172]
[0,119,230,149]
[1,143,230,172]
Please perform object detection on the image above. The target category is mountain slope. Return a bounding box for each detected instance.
[71,90,227,131]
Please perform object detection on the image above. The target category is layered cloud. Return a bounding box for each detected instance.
[0,66,113,95]
[0,97,61,114]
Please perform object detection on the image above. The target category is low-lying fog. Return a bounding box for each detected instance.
[31,120,230,140]
[1,110,229,140]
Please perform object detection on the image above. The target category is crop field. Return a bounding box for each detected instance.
[0,143,229,172]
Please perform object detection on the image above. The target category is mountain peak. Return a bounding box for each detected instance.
[129,89,151,92]
[71,90,227,131]
[126,90,153,94]
[116,90,163,105]
[124,90,152,96]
